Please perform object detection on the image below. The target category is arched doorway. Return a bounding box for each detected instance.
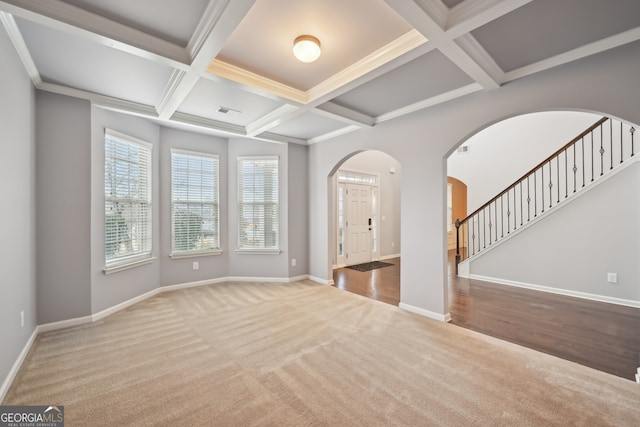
[328,150,402,305]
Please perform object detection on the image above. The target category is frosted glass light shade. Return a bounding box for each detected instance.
[293,35,321,63]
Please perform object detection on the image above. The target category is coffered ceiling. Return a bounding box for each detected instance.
[1,0,639,144]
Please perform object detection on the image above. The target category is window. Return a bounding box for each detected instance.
[171,150,220,256]
[104,129,152,268]
[237,156,279,251]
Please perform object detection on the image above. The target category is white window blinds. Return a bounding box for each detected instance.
[237,157,279,250]
[104,129,152,267]
[171,150,220,255]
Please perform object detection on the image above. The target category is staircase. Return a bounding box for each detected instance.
[455,117,636,273]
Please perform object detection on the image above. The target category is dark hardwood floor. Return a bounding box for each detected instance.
[332,254,640,381]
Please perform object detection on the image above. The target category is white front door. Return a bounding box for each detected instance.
[346,183,372,265]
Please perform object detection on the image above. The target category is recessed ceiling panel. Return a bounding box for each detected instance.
[216,0,413,90]
[265,112,347,140]
[177,78,284,126]
[17,18,173,107]
[471,0,640,72]
[331,50,473,117]
[60,0,209,46]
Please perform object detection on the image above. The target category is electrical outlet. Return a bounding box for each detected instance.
[607,273,617,284]
[391,242,395,248]
[20,311,24,328]
[193,261,199,270]
[291,259,297,267]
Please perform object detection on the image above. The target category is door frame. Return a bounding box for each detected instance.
[335,169,380,267]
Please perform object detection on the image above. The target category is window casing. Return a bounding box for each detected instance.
[237,156,279,252]
[171,150,220,256]
[104,129,152,268]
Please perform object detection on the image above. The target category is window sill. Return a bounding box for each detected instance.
[170,250,222,259]
[103,257,156,275]
[235,249,281,255]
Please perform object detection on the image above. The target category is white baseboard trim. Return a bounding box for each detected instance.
[308,275,332,285]
[399,303,451,322]
[38,315,93,333]
[92,288,161,323]
[160,278,228,293]
[0,328,38,403]
[469,274,640,309]
[288,275,310,282]
[379,253,401,261]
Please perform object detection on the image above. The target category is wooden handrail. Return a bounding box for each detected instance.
[457,117,608,224]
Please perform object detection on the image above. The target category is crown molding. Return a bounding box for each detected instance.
[206,59,307,104]
[306,29,428,104]
[0,11,41,85]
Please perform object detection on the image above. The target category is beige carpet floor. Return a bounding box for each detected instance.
[4,280,640,426]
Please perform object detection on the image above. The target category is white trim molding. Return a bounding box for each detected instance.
[469,274,640,309]
[0,328,38,403]
[399,302,452,323]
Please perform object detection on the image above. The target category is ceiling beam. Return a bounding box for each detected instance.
[384,0,499,89]
[313,102,375,128]
[503,26,640,83]
[376,83,483,123]
[446,0,533,38]
[155,0,257,120]
[307,125,362,145]
[245,104,305,137]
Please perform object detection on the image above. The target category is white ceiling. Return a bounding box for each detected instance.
[1,0,639,145]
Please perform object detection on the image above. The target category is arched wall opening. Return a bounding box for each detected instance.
[444,109,640,307]
[327,150,402,287]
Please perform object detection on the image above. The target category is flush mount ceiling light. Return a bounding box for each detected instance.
[293,35,321,63]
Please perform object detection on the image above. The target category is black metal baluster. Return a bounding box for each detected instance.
[610,119,613,170]
[488,204,492,245]
[507,189,511,234]
[581,137,585,187]
[526,176,531,222]
[540,165,544,213]
[556,156,560,204]
[499,196,503,238]
[471,216,476,256]
[632,127,636,157]
[534,171,538,217]
[519,182,523,226]
[564,149,568,198]
[495,199,499,241]
[548,160,553,208]
[482,209,486,249]
[591,131,594,182]
[620,121,624,163]
[600,123,604,176]
[573,144,577,193]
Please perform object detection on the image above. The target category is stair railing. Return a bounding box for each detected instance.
[455,117,635,274]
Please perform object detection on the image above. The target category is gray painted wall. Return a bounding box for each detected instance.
[0,26,37,387]
[470,161,640,302]
[288,143,309,277]
[90,107,160,313]
[309,40,640,316]
[159,127,229,286]
[36,91,92,324]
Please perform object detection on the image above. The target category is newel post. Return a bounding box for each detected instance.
[454,218,461,276]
